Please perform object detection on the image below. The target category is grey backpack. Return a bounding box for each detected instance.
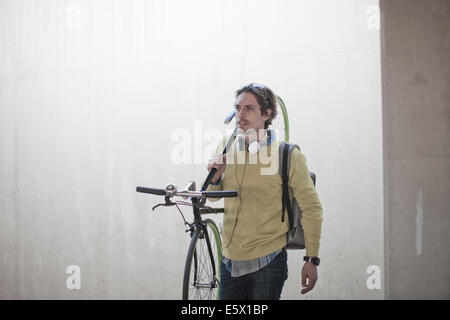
[279,142,316,250]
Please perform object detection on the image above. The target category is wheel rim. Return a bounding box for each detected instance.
[272,95,289,142]
[187,222,221,300]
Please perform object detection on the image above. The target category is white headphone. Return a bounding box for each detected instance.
[235,129,271,154]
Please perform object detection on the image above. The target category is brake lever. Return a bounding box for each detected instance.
[152,199,176,211]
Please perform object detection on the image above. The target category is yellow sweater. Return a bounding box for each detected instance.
[207,138,323,260]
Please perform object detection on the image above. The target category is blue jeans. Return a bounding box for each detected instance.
[219,249,288,300]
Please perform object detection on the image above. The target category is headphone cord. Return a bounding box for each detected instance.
[223,150,247,249]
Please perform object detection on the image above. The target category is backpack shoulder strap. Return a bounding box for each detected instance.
[278,142,301,177]
[279,142,300,224]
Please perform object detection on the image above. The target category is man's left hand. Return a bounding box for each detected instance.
[301,262,318,294]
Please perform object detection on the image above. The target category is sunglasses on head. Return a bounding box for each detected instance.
[238,83,270,105]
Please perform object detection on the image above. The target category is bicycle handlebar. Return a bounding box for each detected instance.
[136,186,237,199]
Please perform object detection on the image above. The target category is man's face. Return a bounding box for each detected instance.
[235,92,271,133]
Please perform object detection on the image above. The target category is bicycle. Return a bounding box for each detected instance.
[136,181,237,300]
[137,92,289,300]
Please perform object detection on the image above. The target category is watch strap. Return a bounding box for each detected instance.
[304,256,320,266]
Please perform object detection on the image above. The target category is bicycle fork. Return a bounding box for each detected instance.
[189,222,219,289]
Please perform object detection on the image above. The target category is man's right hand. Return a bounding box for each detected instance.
[207,154,227,183]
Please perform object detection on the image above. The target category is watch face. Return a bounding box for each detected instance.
[311,257,320,266]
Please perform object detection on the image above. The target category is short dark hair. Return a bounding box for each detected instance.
[235,83,278,129]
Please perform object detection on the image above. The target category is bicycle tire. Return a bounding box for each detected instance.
[182,219,222,300]
[272,95,289,142]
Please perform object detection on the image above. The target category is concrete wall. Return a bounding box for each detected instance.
[380,0,450,299]
[0,0,383,299]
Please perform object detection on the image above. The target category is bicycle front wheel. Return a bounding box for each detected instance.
[182,219,222,300]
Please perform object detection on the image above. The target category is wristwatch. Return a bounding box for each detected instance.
[304,256,320,266]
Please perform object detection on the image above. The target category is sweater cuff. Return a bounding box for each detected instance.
[305,244,320,258]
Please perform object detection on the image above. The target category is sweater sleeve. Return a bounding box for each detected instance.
[289,148,323,257]
[205,137,226,201]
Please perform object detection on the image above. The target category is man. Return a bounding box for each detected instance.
[207,83,323,300]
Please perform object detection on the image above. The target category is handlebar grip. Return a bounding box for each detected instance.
[201,168,217,191]
[201,127,238,192]
[136,186,166,196]
[203,190,238,198]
